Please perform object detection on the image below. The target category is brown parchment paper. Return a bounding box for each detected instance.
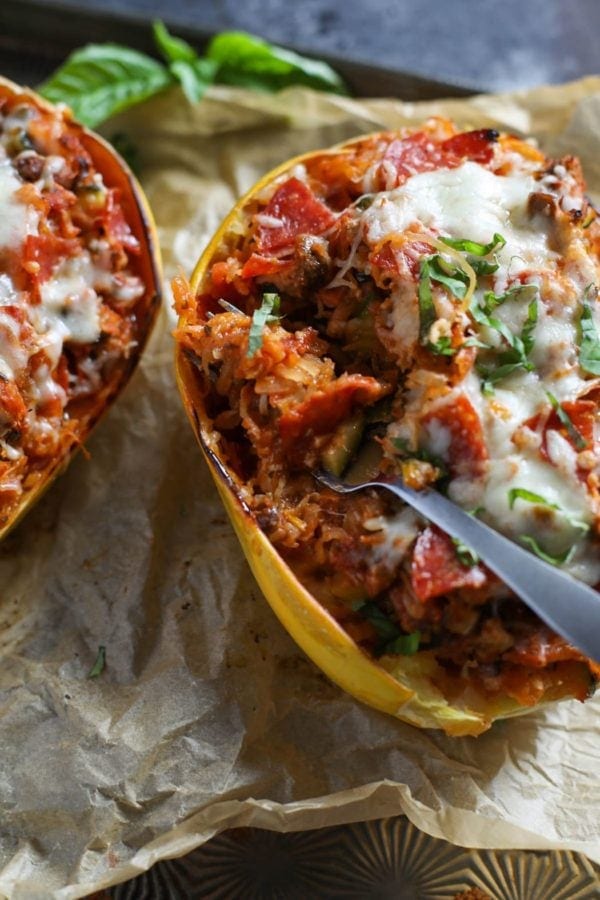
[1,76,600,899]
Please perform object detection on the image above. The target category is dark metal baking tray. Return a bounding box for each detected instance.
[0,0,476,99]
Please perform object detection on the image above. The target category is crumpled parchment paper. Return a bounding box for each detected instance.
[1,76,600,900]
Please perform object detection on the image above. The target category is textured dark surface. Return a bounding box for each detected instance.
[23,0,600,92]
[106,817,600,899]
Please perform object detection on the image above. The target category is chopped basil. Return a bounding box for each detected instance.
[354,601,421,656]
[428,335,456,356]
[417,258,437,343]
[451,536,479,567]
[476,297,538,393]
[469,258,500,276]
[247,293,281,357]
[474,283,538,320]
[384,631,421,655]
[578,287,600,375]
[519,535,575,567]
[440,233,506,256]
[427,255,470,300]
[546,391,588,450]
[508,486,589,534]
[418,254,470,348]
[88,645,106,678]
[508,487,560,511]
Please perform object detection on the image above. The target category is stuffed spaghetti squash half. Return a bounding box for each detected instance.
[0,77,161,538]
[175,119,600,735]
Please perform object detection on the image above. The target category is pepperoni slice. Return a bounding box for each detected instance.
[21,233,79,284]
[524,398,597,481]
[369,239,431,279]
[410,526,487,602]
[0,380,27,428]
[503,629,583,668]
[422,393,488,476]
[382,129,498,187]
[439,128,498,165]
[256,178,335,253]
[278,373,389,444]
[241,253,291,279]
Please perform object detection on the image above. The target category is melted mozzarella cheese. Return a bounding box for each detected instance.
[363,161,554,282]
[36,254,102,345]
[0,159,38,248]
[364,508,421,570]
[364,160,599,583]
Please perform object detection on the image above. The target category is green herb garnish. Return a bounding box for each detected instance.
[39,44,173,128]
[39,23,347,127]
[508,486,589,533]
[451,537,479,567]
[518,535,575,567]
[247,292,281,357]
[578,286,600,375]
[88,645,106,678]
[508,487,560,511]
[428,335,456,356]
[546,391,588,450]
[469,258,500,276]
[427,255,470,300]
[384,631,422,655]
[417,257,437,343]
[354,601,421,656]
[418,254,470,347]
[476,297,538,394]
[440,233,506,257]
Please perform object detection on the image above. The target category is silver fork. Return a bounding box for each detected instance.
[315,470,600,663]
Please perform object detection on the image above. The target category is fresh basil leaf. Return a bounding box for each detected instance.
[170,58,218,103]
[440,232,506,256]
[451,536,479,567]
[247,292,281,357]
[384,631,421,655]
[88,645,106,678]
[418,258,437,344]
[546,391,588,450]
[39,44,172,127]
[579,289,600,375]
[153,19,197,63]
[207,31,348,94]
[519,535,575,567]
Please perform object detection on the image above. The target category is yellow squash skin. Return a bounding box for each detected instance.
[176,138,592,736]
[0,77,162,541]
